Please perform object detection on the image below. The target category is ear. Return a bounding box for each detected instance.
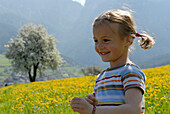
[125,35,134,47]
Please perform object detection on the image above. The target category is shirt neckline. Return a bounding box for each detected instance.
[105,63,133,71]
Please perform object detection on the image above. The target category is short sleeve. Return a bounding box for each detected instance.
[93,73,104,97]
[121,65,146,95]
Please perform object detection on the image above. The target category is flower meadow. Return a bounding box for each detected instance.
[0,65,169,114]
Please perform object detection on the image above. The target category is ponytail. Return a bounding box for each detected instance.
[135,32,155,49]
[92,9,155,50]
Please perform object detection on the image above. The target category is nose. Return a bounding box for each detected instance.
[96,42,105,50]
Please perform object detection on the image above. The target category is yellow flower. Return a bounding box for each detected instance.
[11,107,15,110]
[148,102,151,104]
[161,97,166,101]
[0,65,169,113]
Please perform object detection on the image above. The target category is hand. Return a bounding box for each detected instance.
[85,94,98,106]
[70,97,93,114]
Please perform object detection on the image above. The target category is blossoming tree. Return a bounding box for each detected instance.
[5,23,62,82]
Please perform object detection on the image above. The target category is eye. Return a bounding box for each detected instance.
[103,39,110,42]
[94,39,98,43]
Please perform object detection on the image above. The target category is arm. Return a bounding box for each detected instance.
[95,87,142,114]
[71,87,142,114]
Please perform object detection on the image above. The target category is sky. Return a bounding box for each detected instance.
[72,0,86,6]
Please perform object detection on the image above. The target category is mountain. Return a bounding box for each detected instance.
[0,0,169,68]
[138,53,170,68]
[71,0,170,67]
[0,23,17,53]
[62,0,170,68]
[0,0,83,51]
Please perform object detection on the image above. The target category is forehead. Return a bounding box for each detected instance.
[93,22,120,38]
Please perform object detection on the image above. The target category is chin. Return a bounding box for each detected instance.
[101,59,110,62]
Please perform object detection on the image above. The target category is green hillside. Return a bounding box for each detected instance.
[0,65,169,113]
[0,0,170,68]
[0,54,11,66]
[0,54,83,85]
[0,54,11,82]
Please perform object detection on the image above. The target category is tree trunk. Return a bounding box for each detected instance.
[28,63,39,82]
[32,64,38,82]
[28,68,33,82]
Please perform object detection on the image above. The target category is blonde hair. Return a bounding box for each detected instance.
[92,9,155,50]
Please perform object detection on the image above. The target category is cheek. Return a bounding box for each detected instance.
[95,45,99,53]
[108,45,121,54]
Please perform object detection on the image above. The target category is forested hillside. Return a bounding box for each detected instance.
[0,0,169,68]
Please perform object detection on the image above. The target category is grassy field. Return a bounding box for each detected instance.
[0,65,169,114]
[0,54,11,66]
[0,54,11,82]
[0,54,83,83]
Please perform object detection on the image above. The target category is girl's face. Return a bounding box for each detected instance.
[93,22,129,67]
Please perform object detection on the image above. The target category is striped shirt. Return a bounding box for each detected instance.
[93,63,145,114]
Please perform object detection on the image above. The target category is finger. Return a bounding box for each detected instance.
[94,99,98,105]
[71,103,79,109]
[88,95,95,100]
[85,96,94,105]
[87,95,98,105]
[72,107,80,112]
[86,94,94,98]
[71,97,82,104]
[86,94,96,102]
[70,101,80,107]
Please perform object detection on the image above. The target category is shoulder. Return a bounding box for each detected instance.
[96,70,106,82]
[121,64,146,94]
[121,63,146,82]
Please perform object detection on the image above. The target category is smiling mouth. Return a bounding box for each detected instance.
[100,52,110,55]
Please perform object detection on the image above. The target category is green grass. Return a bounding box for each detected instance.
[0,55,12,82]
[0,54,83,83]
[0,65,169,114]
[0,68,4,72]
[61,66,83,76]
[0,76,8,81]
[0,54,11,66]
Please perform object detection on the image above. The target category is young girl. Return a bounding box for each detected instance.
[71,9,155,114]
